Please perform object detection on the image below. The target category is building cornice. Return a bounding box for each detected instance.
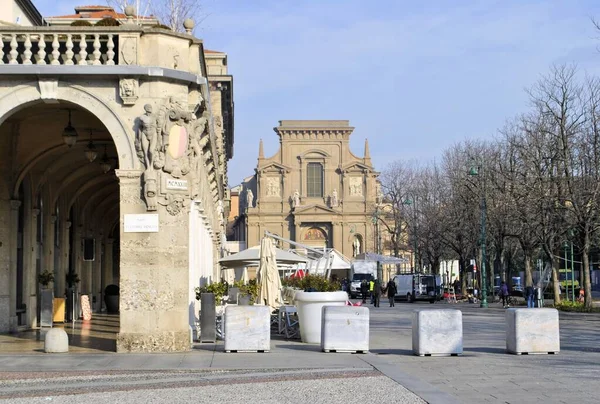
[16,0,44,26]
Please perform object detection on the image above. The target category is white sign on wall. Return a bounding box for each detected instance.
[166,178,188,191]
[124,214,159,233]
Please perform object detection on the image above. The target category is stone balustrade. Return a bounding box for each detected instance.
[0,27,202,72]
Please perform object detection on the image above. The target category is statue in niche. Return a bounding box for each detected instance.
[291,190,300,208]
[353,237,361,257]
[136,103,159,210]
[246,189,254,208]
[331,189,339,208]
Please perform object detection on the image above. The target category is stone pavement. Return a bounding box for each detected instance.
[0,302,598,403]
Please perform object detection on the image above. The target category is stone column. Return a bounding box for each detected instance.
[93,233,103,312]
[58,220,71,297]
[26,208,39,327]
[103,238,114,294]
[332,221,342,256]
[7,200,21,331]
[116,170,191,352]
[43,214,56,295]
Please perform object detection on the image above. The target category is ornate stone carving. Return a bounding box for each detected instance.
[120,37,136,65]
[119,78,139,105]
[38,78,58,100]
[135,93,207,212]
[266,177,280,197]
[349,177,363,196]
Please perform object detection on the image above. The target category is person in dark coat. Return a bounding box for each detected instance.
[373,280,382,307]
[386,279,397,307]
[499,281,510,308]
[360,279,369,304]
[525,284,535,308]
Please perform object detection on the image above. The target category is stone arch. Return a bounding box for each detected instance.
[0,82,138,183]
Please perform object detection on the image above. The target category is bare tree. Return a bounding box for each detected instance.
[104,0,204,32]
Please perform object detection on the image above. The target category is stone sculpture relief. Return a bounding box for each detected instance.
[135,93,209,215]
[349,177,363,196]
[119,78,139,105]
[266,177,280,197]
[120,37,136,65]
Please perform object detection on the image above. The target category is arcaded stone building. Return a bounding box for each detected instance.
[0,2,234,352]
[235,120,380,258]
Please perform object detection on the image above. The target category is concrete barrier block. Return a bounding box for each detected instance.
[506,308,560,354]
[412,309,462,356]
[321,306,369,353]
[44,328,69,353]
[224,305,270,352]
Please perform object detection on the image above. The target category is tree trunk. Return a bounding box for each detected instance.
[524,253,533,287]
[583,232,592,308]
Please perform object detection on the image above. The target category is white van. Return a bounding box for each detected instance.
[394,274,437,303]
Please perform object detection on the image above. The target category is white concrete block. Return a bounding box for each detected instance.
[506,308,560,354]
[412,309,462,356]
[224,305,270,352]
[321,306,369,353]
[44,328,69,353]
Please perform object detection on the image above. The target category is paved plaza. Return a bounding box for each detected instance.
[0,302,598,403]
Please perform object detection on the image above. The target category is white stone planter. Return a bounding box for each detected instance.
[506,308,560,354]
[412,309,462,356]
[321,306,369,353]
[294,291,348,344]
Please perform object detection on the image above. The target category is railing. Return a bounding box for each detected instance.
[0,28,127,65]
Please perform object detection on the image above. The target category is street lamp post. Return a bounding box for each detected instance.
[372,205,383,281]
[402,198,418,273]
[468,164,488,308]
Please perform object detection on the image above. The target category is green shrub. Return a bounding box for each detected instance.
[233,279,259,303]
[70,20,93,27]
[282,274,340,292]
[38,270,54,287]
[554,301,600,313]
[66,271,80,288]
[95,17,121,27]
[195,281,228,304]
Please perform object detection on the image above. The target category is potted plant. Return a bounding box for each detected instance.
[38,270,54,288]
[104,284,120,314]
[65,271,80,321]
[234,279,259,305]
[38,270,55,327]
[284,274,346,344]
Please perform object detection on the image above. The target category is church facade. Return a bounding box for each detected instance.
[235,120,380,259]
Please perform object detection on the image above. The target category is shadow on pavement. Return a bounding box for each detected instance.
[463,346,507,355]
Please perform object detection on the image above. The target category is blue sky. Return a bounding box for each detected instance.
[35,0,600,185]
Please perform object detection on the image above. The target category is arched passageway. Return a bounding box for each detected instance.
[0,99,121,331]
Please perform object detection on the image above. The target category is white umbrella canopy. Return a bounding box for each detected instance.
[219,245,308,267]
[256,238,283,312]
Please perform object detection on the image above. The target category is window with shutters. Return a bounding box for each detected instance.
[306,163,323,197]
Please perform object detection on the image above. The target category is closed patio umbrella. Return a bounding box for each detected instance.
[256,238,282,312]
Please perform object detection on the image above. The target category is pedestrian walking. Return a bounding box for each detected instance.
[525,284,535,308]
[373,279,382,307]
[360,279,369,304]
[499,281,510,308]
[385,278,397,307]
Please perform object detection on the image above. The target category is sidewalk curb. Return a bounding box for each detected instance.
[360,354,461,404]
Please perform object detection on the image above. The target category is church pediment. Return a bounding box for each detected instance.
[257,162,291,174]
[293,203,339,215]
[340,161,375,173]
